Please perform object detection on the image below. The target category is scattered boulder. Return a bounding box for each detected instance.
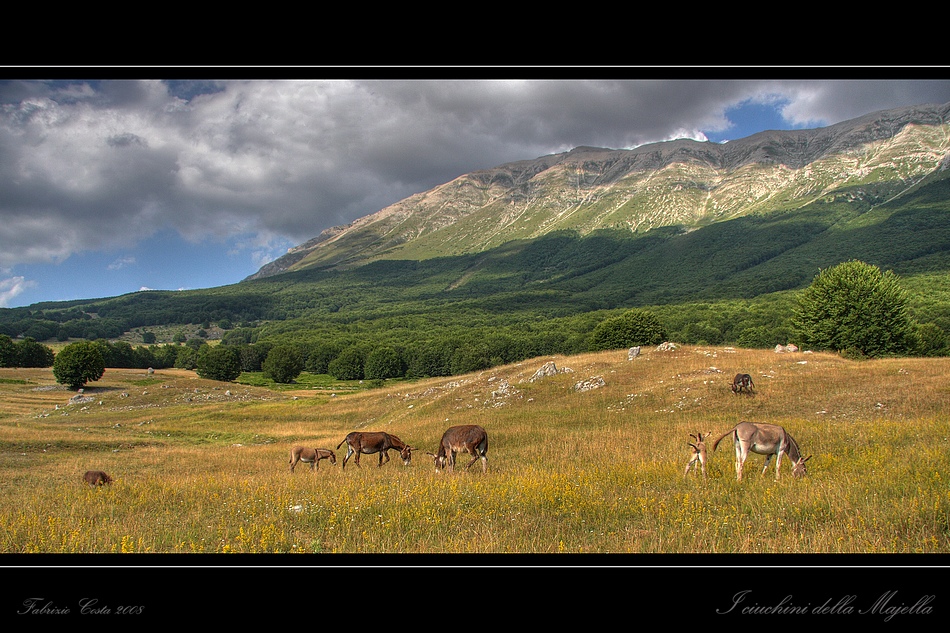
[628,346,641,360]
[574,376,606,392]
[775,344,800,353]
[491,379,518,399]
[68,393,94,405]
[656,342,678,351]
[529,361,574,382]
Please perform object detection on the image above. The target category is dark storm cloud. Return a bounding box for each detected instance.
[2,77,949,274]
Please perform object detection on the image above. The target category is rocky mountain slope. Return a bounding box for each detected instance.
[251,101,950,280]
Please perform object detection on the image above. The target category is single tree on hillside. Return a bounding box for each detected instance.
[53,341,106,390]
[793,260,916,357]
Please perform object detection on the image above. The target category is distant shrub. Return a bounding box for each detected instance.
[589,309,667,351]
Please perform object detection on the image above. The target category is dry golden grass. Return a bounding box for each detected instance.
[1,345,949,554]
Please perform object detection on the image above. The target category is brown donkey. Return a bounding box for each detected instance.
[289,446,337,473]
[83,470,113,487]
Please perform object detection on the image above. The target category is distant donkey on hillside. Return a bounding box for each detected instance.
[731,373,755,395]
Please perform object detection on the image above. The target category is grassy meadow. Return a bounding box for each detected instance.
[1,344,949,555]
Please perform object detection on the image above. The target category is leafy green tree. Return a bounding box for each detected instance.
[174,346,199,370]
[450,341,492,374]
[405,340,453,378]
[589,309,667,351]
[913,322,948,357]
[196,346,242,382]
[328,347,364,381]
[262,344,304,383]
[0,334,15,367]
[142,331,157,344]
[132,345,157,369]
[793,260,916,357]
[364,346,403,380]
[681,321,723,345]
[736,325,779,349]
[15,337,55,368]
[102,340,136,368]
[150,344,180,369]
[186,338,208,351]
[304,340,344,374]
[53,341,106,390]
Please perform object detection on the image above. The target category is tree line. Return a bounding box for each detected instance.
[6,261,947,391]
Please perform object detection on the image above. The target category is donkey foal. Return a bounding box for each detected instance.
[684,432,709,479]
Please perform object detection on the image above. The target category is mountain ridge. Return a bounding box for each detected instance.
[247,101,950,280]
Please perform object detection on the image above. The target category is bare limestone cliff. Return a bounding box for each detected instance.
[247,102,950,280]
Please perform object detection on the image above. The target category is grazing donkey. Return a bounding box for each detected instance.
[288,446,336,473]
[683,431,709,479]
[336,431,415,470]
[712,421,811,481]
[427,424,489,473]
[731,373,755,395]
[83,470,113,487]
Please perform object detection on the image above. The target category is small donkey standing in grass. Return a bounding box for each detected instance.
[288,446,337,473]
[684,432,709,479]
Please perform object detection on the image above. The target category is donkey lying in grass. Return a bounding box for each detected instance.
[288,446,336,473]
[712,421,811,481]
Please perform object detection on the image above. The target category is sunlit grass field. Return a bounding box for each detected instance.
[1,344,949,554]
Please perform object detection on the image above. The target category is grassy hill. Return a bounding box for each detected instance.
[2,343,949,554]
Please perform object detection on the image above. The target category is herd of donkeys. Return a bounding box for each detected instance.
[82,373,811,487]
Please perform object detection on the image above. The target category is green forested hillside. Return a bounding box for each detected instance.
[2,167,949,375]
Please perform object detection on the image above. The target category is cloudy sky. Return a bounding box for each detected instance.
[2,70,950,308]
